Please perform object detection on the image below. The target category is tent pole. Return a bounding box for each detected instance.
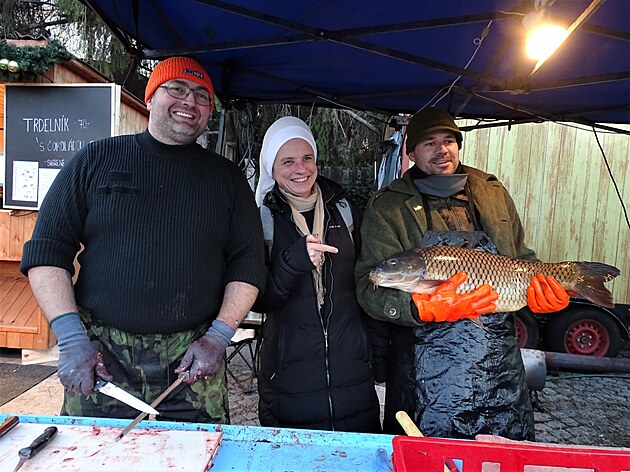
[215,108,226,155]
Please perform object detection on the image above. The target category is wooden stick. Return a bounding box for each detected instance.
[395,411,422,437]
[115,376,185,441]
[395,411,459,472]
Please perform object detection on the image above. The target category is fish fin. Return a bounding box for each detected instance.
[470,316,485,329]
[410,280,444,294]
[572,262,620,308]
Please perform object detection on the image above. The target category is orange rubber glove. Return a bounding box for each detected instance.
[527,274,570,313]
[411,272,498,323]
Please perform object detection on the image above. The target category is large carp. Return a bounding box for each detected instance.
[369,246,620,312]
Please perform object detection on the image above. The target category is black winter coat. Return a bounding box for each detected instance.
[255,176,383,433]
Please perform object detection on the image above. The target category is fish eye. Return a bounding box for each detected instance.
[387,259,397,266]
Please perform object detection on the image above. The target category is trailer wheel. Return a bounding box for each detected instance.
[545,307,621,357]
[514,309,539,349]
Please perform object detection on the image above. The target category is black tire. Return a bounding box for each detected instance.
[544,306,622,357]
[514,308,540,349]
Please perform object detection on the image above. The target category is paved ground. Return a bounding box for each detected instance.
[226,340,630,448]
[532,341,630,448]
[2,340,628,449]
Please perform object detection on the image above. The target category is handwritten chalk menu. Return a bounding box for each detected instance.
[3,84,118,209]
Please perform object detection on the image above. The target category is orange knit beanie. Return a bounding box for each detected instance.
[144,57,214,109]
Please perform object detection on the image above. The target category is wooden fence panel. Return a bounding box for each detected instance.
[459,120,630,305]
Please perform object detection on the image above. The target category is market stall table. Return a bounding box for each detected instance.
[0,414,395,471]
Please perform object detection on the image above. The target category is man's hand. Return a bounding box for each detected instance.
[175,319,235,384]
[59,349,112,395]
[51,313,112,395]
[411,272,498,322]
[527,274,570,313]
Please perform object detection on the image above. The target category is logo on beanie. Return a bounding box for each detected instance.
[184,68,204,79]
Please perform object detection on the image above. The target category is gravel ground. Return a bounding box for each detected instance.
[533,340,630,448]
[226,340,630,448]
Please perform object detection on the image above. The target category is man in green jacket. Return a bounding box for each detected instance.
[355,108,569,439]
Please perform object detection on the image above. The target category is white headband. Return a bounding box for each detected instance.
[255,116,318,206]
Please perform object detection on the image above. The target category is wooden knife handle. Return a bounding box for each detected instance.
[0,416,19,438]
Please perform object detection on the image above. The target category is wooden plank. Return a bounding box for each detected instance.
[4,331,21,348]
[0,276,19,305]
[0,273,50,349]
[0,325,38,334]
[10,296,41,331]
[18,332,35,350]
[521,122,550,253]
[572,129,599,260]
[0,213,10,259]
[0,279,29,325]
[0,261,23,276]
[462,121,629,305]
[7,214,25,260]
[0,423,222,471]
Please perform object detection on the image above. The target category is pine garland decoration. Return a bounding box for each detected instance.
[0,39,72,82]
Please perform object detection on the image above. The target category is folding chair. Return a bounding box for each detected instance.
[226,311,264,392]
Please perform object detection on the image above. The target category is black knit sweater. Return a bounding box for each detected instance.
[21,131,266,334]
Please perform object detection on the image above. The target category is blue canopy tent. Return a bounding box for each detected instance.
[79,0,629,129]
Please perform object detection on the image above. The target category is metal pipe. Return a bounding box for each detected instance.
[543,351,630,374]
[521,349,630,391]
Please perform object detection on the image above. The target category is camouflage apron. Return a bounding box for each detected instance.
[61,309,229,423]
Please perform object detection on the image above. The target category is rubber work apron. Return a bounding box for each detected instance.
[382,192,535,440]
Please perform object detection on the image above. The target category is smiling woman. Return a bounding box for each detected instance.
[272,138,318,198]
[252,116,387,433]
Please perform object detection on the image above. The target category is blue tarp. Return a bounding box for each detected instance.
[81,0,629,125]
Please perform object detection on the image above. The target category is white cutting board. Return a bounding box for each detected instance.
[0,423,222,471]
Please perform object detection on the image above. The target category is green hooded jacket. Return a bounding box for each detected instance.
[355,165,537,327]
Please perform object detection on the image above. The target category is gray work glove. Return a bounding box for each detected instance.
[175,319,235,384]
[50,312,112,395]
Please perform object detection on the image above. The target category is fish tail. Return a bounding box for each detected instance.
[572,262,620,308]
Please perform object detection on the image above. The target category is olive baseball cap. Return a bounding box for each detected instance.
[405,108,463,151]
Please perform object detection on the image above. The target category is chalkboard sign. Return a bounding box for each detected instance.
[3,84,118,209]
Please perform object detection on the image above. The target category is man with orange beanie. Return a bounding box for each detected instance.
[21,57,266,423]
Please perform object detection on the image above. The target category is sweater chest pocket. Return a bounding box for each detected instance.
[96,170,140,197]
[96,185,141,196]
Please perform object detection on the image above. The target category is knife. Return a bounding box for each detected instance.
[94,379,160,416]
[0,416,19,438]
[12,426,57,472]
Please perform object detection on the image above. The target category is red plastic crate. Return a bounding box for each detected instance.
[392,436,630,471]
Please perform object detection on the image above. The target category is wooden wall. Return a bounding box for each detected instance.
[458,120,630,306]
[49,60,148,135]
[0,58,148,350]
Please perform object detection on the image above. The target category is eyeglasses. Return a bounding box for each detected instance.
[159,82,212,106]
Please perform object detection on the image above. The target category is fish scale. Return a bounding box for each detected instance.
[421,247,580,312]
[369,245,620,312]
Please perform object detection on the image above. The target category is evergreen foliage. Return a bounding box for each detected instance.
[1,0,131,82]
[0,39,71,81]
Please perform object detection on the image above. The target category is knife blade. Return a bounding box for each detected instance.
[94,379,159,416]
[115,374,187,442]
[12,426,57,472]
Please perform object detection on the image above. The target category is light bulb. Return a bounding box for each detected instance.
[525,24,567,60]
